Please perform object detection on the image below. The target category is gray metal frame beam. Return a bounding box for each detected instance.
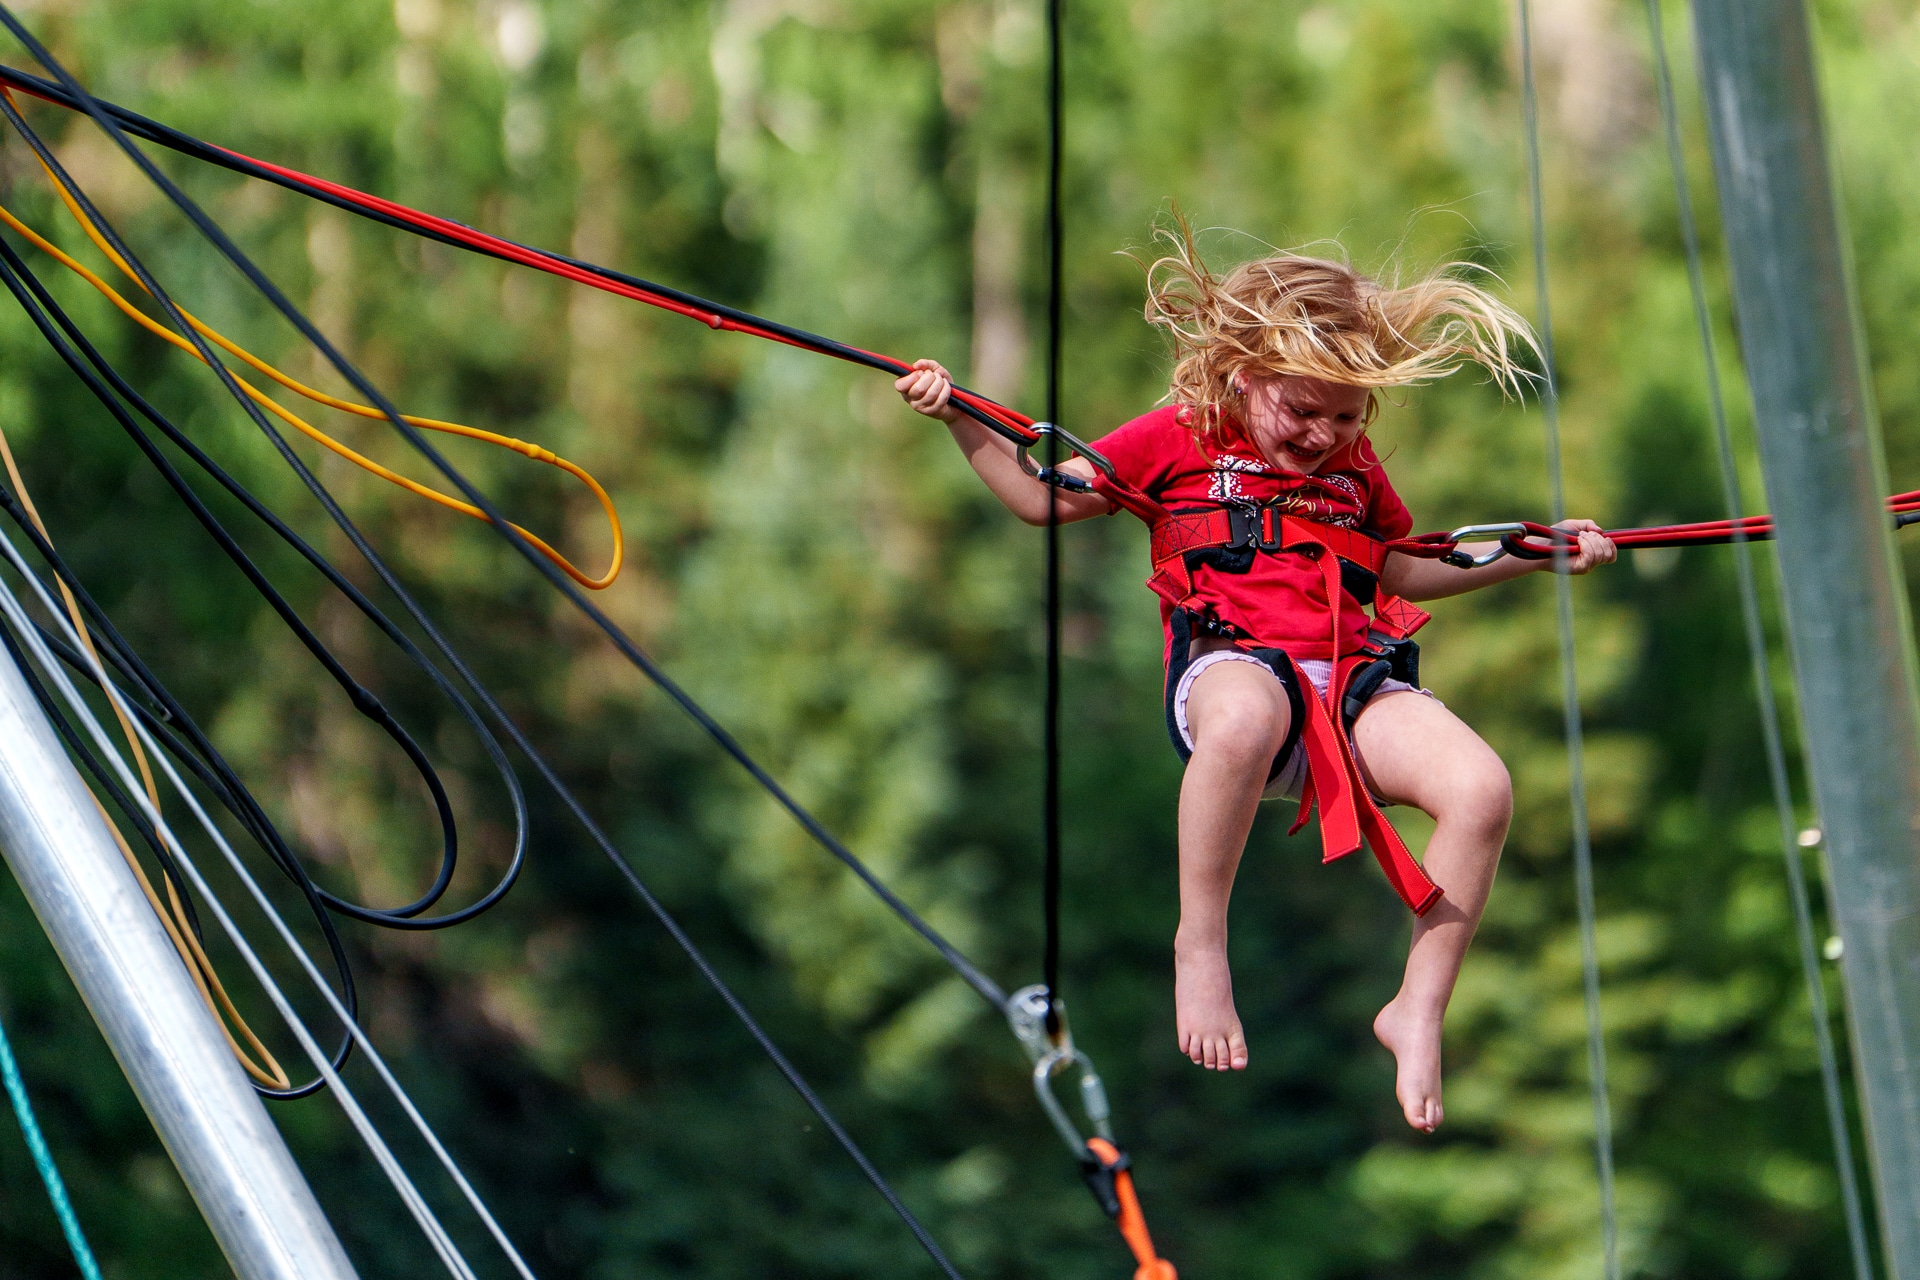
[1691,2,1920,1274]
[0,643,357,1278]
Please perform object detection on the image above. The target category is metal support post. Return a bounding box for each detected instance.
[1691,2,1920,1273]
[0,643,358,1278]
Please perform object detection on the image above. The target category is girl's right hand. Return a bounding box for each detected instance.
[895,358,961,423]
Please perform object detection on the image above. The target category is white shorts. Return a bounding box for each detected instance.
[1173,651,1426,801]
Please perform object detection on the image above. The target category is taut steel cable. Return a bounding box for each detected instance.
[1516,3,1619,1275]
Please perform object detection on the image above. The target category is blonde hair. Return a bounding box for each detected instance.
[1135,217,1539,435]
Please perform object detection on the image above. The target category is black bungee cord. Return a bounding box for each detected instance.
[0,19,970,1273]
[1040,0,1066,1038]
[0,151,542,1097]
[0,63,1032,448]
[0,224,532,933]
[0,43,1007,1010]
[0,487,355,1099]
[0,67,1005,1007]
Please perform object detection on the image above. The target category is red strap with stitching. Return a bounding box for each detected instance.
[1280,535,1444,916]
[1142,507,1427,640]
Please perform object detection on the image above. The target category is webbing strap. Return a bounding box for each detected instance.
[1284,543,1443,916]
[1083,1138,1177,1280]
[1148,509,1387,574]
[1143,506,1430,641]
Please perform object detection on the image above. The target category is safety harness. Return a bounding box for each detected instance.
[1098,475,1451,916]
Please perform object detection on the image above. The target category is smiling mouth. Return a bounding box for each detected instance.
[1282,441,1325,462]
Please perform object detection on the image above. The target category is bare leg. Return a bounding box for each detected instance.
[1350,692,1512,1131]
[1174,659,1292,1071]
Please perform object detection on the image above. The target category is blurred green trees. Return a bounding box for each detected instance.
[0,0,1911,1277]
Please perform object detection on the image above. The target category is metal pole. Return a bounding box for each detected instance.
[1691,3,1920,1273]
[0,645,358,1279]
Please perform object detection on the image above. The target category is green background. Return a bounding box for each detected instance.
[0,0,1910,1276]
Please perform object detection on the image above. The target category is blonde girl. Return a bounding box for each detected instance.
[896,228,1613,1132]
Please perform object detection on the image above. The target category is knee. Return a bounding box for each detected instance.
[1438,754,1512,840]
[1191,696,1288,765]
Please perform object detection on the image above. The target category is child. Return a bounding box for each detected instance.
[895,231,1614,1133]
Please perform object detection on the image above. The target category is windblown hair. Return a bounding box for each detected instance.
[1136,217,1539,436]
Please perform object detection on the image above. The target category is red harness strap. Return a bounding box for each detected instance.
[1143,504,1444,916]
[1287,650,1443,915]
[1144,506,1432,640]
[1280,526,1442,916]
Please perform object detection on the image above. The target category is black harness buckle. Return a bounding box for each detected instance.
[1227,504,1286,553]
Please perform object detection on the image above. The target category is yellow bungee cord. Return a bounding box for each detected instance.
[0,424,291,1090]
[0,133,623,591]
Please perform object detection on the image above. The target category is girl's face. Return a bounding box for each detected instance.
[1236,373,1371,475]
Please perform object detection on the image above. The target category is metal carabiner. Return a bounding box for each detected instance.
[1033,1045,1116,1161]
[1003,984,1115,1160]
[1439,521,1532,569]
[1017,422,1118,494]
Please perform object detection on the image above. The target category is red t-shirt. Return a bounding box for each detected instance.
[1091,405,1413,663]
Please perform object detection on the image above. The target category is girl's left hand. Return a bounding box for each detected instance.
[1549,519,1617,574]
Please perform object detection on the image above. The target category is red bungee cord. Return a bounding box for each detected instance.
[3,62,1914,560]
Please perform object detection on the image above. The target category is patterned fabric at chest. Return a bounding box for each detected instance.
[1191,451,1369,530]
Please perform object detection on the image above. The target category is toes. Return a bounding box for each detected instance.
[1179,1027,1251,1070]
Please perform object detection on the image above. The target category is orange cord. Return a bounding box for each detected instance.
[1086,1137,1177,1280]
[0,99,622,591]
[0,421,289,1090]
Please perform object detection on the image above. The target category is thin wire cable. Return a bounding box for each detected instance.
[1516,5,1619,1276]
[0,529,538,1280]
[0,45,973,1269]
[0,498,962,1280]
[0,554,488,1280]
[1640,5,1875,1273]
[1041,0,1065,1038]
[0,403,289,1091]
[0,996,105,1280]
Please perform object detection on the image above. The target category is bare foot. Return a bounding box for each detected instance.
[1373,996,1444,1132]
[1174,944,1248,1070]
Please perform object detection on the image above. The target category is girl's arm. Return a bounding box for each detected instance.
[1380,519,1616,603]
[896,359,1112,526]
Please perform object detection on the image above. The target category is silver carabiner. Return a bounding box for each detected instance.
[1004,984,1115,1160]
[1017,422,1118,494]
[1034,1047,1115,1161]
[1440,521,1531,569]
